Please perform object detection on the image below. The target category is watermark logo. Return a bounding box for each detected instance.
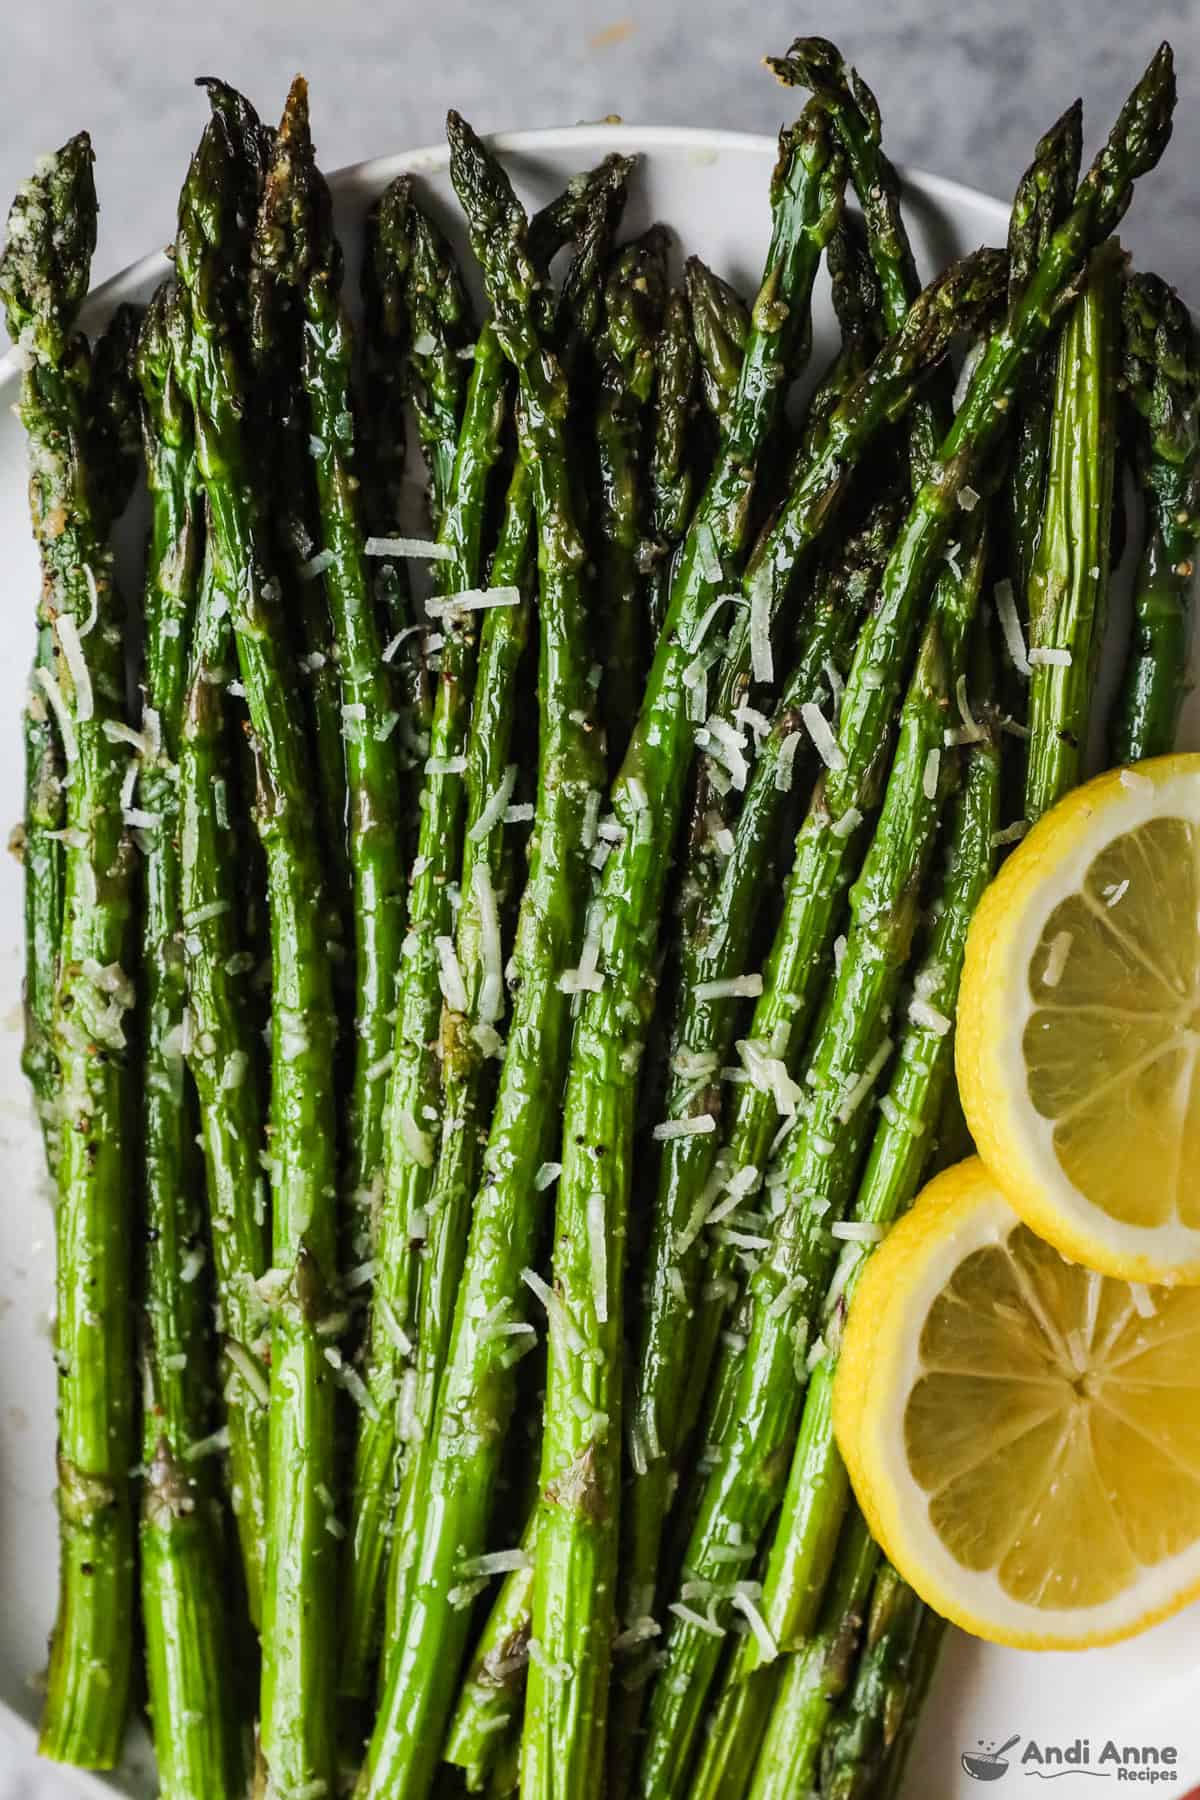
[961,1735,1183,1783]
[963,1736,1021,1781]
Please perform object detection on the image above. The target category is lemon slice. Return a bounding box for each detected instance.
[834,1157,1200,1648]
[957,753,1200,1282]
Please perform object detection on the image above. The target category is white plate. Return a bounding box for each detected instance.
[1,124,1197,1800]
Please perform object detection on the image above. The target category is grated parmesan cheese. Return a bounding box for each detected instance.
[801,701,845,772]
[774,730,802,792]
[652,1114,717,1142]
[830,1220,885,1244]
[695,974,763,1001]
[995,578,1031,675]
[364,535,453,560]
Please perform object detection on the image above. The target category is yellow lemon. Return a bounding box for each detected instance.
[834,1157,1200,1648]
[957,753,1200,1282]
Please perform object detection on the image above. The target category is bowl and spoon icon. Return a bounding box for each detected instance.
[963,1735,1021,1780]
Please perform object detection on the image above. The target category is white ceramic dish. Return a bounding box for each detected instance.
[1,124,1197,1800]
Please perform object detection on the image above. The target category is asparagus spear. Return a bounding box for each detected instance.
[403,447,534,1448]
[361,176,426,767]
[15,299,139,1178]
[668,39,1172,1457]
[343,155,629,1705]
[20,618,65,1170]
[255,78,409,1283]
[874,1607,947,1800]
[684,714,1001,1800]
[394,153,629,1576]
[464,101,849,1800]
[638,514,989,1793]
[134,279,243,1800]
[444,1518,538,1788]
[1024,242,1122,819]
[684,256,750,431]
[402,188,476,521]
[818,1561,927,1800]
[1005,102,1085,615]
[1111,271,1200,760]
[352,113,607,1799]
[693,1509,878,1800]
[2,135,139,1770]
[174,89,341,1795]
[340,316,510,1699]
[232,90,353,952]
[623,498,899,1639]
[594,227,669,765]
[737,114,1081,1688]
[645,287,700,641]
[724,98,1078,1725]
[753,714,1001,1662]
[180,520,272,1619]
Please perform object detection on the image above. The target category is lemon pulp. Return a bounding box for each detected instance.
[1022,815,1200,1231]
[905,1216,1200,1611]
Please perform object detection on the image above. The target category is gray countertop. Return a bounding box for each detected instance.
[1,0,1196,1793]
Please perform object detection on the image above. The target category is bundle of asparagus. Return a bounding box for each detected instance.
[0,33,1190,1800]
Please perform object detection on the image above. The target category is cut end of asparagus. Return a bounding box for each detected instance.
[0,133,97,361]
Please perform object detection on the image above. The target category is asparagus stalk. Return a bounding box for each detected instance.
[874,1606,947,1800]
[754,712,1000,1661]
[1005,102,1085,613]
[340,316,509,1697]
[550,154,639,379]
[444,1517,538,1788]
[475,101,850,1800]
[236,92,353,952]
[594,227,669,765]
[621,232,888,1584]
[180,519,272,1619]
[362,180,413,593]
[20,618,65,1169]
[686,712,1001,1800]
[723,95,1079,1734]
[174,89,341,1795]
[1111,271,1200,760]
[818,1561,927,1800]
[401,189,476,521]
[134,279,243,1800]
[623,498,899,1639]
[388,161,628,1622]
[361,176,426,764]
[2,135,139,1770]
[15,295,139,1176]
[735,114,1080,1686]
[402,448,534,1458]
[645,286,700,641]
[638,515,989,1793]
[692,1509,877,1800]
[256,78,409,1280]
[656,41,1174,1506]
[1024,242,1122,819]
[352,113,607,1799]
